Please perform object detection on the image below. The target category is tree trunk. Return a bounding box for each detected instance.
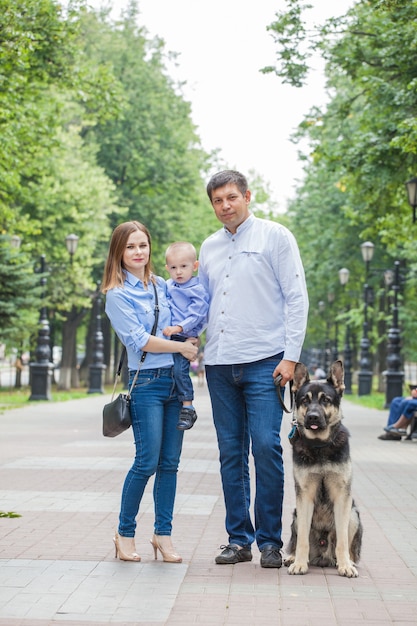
[14,356,23,389]
[376,287,388,393]
[58,306,86,390]
[79,308,95,386]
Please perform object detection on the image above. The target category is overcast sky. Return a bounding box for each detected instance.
[89,0,354,209]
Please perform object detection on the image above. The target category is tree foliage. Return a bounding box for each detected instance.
[0,0,81,226]
[0,236,42,349]
[0,0,218,388]
[80,2,214,271]
[265,0,417,362]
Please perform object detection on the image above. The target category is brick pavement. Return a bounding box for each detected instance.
[0,380,416,625]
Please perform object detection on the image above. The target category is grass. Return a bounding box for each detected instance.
[0,383,388,412]
[0,385,111,413]
[344,388,386,411]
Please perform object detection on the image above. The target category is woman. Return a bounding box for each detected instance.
[101,221,198,562]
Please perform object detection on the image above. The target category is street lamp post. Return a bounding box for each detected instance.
[318,300,328,371]
[327,292,338,362]
[405,176,417,223]
[65,234,79,265]
[10,235,22,249]
[358,242,374,395]
[88,286,106,394]
[338,267,352,394]
[29,234,79,400]
[384,261,404,407]
[29,255,54,400]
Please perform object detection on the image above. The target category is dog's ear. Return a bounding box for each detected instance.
[328,360,345,395]
[292,362,310,392]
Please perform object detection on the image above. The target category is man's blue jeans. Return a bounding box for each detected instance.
[205,353,284,550]
[118,367,183,538]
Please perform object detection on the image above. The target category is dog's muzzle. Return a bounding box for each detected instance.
[304,409,327,431]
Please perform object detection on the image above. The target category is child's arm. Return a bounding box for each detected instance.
[177,285,209,335]
[163,325,183,337]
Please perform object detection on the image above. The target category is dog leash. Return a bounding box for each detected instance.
[274,374,295,414]
[274,374,299,445]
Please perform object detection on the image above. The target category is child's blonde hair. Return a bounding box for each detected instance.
[165,241,197,263]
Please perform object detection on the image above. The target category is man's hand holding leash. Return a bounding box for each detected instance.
[273,359,296,386]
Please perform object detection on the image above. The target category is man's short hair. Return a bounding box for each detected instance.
[206,170,248,200]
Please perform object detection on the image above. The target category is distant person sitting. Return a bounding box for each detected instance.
[312,363,326,380]
[378,384,417,440]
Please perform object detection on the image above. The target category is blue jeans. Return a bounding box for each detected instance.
[171,335,194,403]
[205,353,284,550]
[118,367,183,538]
[387,396,417,426]
[173,353,194,403]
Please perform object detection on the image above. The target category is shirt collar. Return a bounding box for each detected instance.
[223,213,254,237]
[172,276,198,288]
[124,269,146,287]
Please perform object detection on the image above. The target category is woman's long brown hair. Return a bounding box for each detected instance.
[101,221,154,293]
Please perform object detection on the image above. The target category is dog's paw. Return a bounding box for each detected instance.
[283,555,294,567]
[337,561,358,578]
[287,561,309,575]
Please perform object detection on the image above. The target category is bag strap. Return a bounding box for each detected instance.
[125,280,160,398]
[115,349,126,377]
[138,280,159,365]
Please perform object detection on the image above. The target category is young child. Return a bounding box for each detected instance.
[163,242,209,430]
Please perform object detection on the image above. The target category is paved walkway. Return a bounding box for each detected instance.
[0,380,416,625]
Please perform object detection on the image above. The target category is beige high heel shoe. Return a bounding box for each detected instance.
[113,532,141,561]
[150,534,182,563]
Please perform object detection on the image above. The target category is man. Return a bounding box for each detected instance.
[199,170,309,568]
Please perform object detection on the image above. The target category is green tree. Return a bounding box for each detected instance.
[81,1,212,272]
[0,0,82,227]
[264,0,417,363]
[26,123,120,389]
[1,0,123,389]
[0,236,42,351]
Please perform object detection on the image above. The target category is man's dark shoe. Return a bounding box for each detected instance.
[215,544,252,564]
[177,407,197,430]
[260,545,282,568]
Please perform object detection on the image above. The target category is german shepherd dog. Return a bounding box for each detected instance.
[284,360,363,577]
